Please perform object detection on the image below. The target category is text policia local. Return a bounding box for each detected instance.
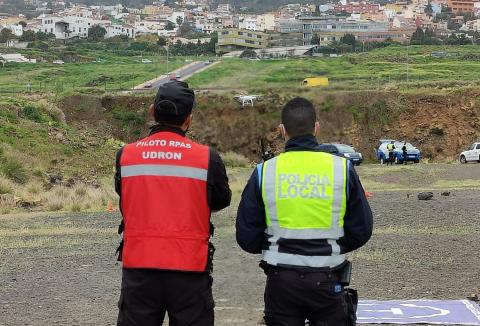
[136,139,191,160]
[278,174,332,199]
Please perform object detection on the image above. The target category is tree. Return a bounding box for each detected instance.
[424,1,433,17]
[239,48,257,58]
[19,30,36,42]
[340,33,357,51]
[410,27,425,44]
[18,21,27,28]
[36,31,55,41]
[157,36,167,46]
[311,33,320,45]
[165,21,176,31]
[0,28,15,43]
[88,25,107,41]
[176,16,183,26]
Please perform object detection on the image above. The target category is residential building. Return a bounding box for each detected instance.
[334,2,380,14]
[447,0,476,13]
[216,28,269,54]
[239,16,257,30]
[37,14,135,39]
[269,32,303,47]
[216,4,231,13]
[298,15,389,45]
[105,24,135,38]
[316,29,415,45]
[257,13,276,31]
[276,18,302,33]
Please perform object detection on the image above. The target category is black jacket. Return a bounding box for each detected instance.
[236,135,373,258]
[115,125,232,257]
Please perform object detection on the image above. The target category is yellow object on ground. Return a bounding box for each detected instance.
[303,77,329,87]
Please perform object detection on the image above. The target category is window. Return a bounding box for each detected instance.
[476,144,480,150]
[257,35,262,38]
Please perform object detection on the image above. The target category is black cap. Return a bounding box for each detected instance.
[154,81,195,125]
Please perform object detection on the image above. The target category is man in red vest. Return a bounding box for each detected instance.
[115,81,231,326]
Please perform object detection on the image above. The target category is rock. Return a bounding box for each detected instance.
[441,191,451,196]
[55,132,65,142]
[20,199,42,209]
[65,178,76,188]
[49,174,63,184]
[418,192,434,200]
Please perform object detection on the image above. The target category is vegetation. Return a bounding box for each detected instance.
[0,47,190,95]
[189,45,480,92]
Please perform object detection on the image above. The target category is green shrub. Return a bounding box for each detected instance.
[0,159,28,184]
[221,151,250,168]
[113,109,146,128]
[22,105,45,123]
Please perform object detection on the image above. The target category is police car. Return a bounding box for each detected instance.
[376,140,421,164]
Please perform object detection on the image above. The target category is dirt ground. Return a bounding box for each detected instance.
[1,163,479,326]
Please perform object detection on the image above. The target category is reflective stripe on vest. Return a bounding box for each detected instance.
[121,164,208,181]
[261,151,347,268]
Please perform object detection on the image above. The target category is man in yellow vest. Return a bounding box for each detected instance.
[236,98,373,326]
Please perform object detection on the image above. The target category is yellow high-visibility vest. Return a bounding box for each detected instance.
[260,151,348,268]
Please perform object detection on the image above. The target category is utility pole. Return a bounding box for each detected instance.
[406,39,410,83]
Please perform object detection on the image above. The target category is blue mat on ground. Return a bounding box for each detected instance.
[357,300,480,325]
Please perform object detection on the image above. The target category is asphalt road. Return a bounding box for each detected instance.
[142,61,209,90]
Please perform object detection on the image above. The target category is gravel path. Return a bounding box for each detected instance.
[1,164,479,325]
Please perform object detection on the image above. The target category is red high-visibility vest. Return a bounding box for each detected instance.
[120,131,210,272]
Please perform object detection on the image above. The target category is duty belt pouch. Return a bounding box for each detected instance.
[344,288,358,326]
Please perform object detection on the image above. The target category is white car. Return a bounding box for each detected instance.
[459,142,480,163]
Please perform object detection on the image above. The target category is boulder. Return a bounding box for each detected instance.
[418,192,434,200]
[441,191,451,196]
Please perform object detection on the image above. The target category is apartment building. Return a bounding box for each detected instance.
[447,0,476,13]
[298,15,388,45]
[216,28,269,54]
[334,2,380,14]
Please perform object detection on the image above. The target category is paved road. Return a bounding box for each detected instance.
[139,61,210,90]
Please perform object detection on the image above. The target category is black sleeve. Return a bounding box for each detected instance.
[207,148,231,211]
[235,168,268,254]
[115,147,124,197]
[337,164,373,254]
[115,147,125,237]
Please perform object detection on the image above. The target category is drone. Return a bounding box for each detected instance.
[234,94,262,107]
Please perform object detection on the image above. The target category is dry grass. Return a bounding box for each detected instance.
[41,182,117,212]
[0,175,14,194]
[0,178,117,214]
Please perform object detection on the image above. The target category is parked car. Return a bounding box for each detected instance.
[318,143,363,165]
[144,83,153,89]
[459,142,480,163]
[376,140,421,164]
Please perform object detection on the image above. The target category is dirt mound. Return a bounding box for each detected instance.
[59,90,480,162]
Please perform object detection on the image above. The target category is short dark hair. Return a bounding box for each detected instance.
[154,101,190,126]
[281,97,317,138]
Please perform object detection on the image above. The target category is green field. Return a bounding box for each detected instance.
[0,49,190,96]
[188,45,480,92]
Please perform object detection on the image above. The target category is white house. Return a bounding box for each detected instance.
[38,14,135,39]
[239,16,257,30]
[105,24,135,38]
[6,24,24,36]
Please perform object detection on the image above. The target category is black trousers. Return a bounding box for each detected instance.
[264,268,347,326]
[117,269,214,326]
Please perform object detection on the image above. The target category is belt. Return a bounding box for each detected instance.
[261,262,340,282]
